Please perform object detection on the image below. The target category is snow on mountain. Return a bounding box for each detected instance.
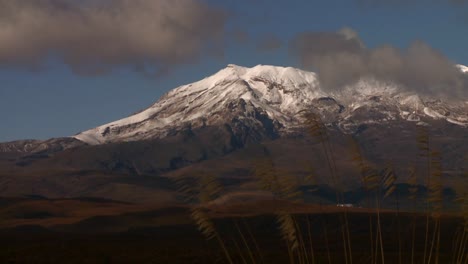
[456,64,468,73]
[75,64,322,144]
[74,64,468,145]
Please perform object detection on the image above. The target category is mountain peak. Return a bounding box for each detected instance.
[74,64,468,145]
[74,64,323,144]
[213,64,318,87]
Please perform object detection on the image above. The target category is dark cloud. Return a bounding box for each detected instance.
[290,28,468,97]
[290,30,364,60]
[289,28,367,89]
[256,34,283,52]
[0,0,228,76]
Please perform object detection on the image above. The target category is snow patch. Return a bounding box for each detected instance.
[456,64,468,74]
[423,107,446,119]
[400,94,424,110]
[447,118,468,126]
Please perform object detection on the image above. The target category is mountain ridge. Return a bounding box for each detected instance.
[0,65,467,203]
[1,63,467,154]
[74,63,468,145]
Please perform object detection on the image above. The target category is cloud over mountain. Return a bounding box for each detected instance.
[0,0,227,76]
[290,27,468,98]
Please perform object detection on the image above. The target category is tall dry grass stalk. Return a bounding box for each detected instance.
[427,150,443,264]
[461,191,468,264]
[190,206,234,264]
[277,212,300,253]
[303,164,319,264]
[417,126,432,264]
[254,157,302,202]
[175,111,461,264]
[416,125,446,264]
[242,219,265,264]
[175,173,235,264]
[234,220,256,264]
[382,166,399,264]
[305,112,352,264]
[382,167,397,200]
[407,166,418,264]
[190,207,217,239]
[254,156,310,264]
[256,150,341,264]
[374,177,385,264]
[458,194,468,264]
[350,137,381,264]
[453,168,468,264]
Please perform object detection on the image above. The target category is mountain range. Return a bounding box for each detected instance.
[1,64,467,205]
[76,63,468,143]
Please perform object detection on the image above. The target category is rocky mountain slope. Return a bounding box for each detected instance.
[74,64,468,145]
[0,64,467,203]
[1,63,467,153]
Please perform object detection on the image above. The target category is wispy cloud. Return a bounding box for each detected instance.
[290,27,468,97]
[0,0,228,76]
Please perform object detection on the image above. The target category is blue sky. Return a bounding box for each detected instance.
[1,0,468,141]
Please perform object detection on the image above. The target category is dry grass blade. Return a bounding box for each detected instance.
[254,156,305,263]
[198,174,223,204]
[407,165,418,264]
[303,112,327,141]
[454,167,468,264]
[277,170,302,202]
[426,150,444,264]
[174,172,223,204]
[277,212,299,252]
[254,158,278,194]
[429,151,443,216]
[417,126,430,158]
[305,112,352,264]
[254,158,302,202]
[191,207,216,240]
[301,163,319,193]
[363,168,379,192]
[190,206,235,264]
[174,176,198,203]
[408,166,418,200]
[350,137,377,263]
[417,126,432,264]
[174,172,236,264]
[350,139,379,192]
[382,167,397,199]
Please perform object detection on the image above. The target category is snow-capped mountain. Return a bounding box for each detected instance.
[74,64,468,145]
[1,64,467,202]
